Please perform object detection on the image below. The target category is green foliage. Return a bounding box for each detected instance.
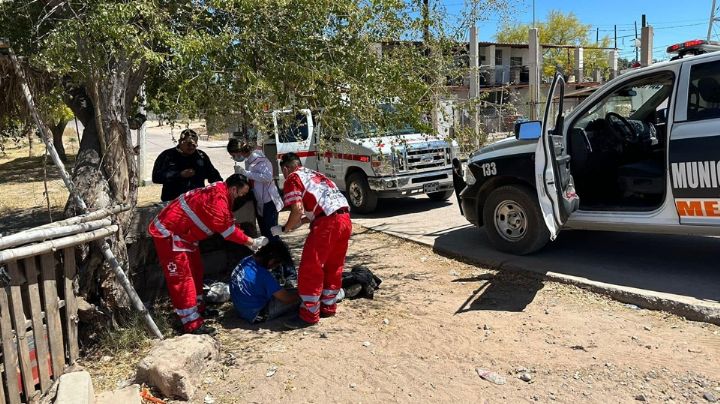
[496,10,611,78]
[0,0,516,142]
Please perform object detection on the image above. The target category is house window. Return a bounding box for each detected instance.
[510,56,523,66]
[495,49,503,66]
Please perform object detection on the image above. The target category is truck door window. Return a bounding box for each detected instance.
[574,73,674,129]
[568,72,673,211]
[686,60,720,121]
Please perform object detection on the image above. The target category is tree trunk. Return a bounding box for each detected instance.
[63,57,146,321]
[51,120,69,162]
[22,121,34,157]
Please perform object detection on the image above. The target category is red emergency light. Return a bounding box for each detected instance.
[667,39,707,53]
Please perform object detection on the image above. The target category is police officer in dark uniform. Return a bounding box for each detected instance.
[152,129,223,202]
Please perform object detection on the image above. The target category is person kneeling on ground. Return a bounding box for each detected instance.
[229,240,300,323]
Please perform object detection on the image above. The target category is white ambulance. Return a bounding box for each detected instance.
[258,109,458,213]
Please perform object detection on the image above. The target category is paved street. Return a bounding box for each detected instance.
[351,195,720,321]
[140,124,720,321]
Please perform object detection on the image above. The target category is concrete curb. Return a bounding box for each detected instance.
[361,226,720,326]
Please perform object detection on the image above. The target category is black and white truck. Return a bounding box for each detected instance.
[453,40,720,254]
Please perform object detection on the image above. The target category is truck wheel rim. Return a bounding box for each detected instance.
[349,182,363,207]
[493,200,528,242]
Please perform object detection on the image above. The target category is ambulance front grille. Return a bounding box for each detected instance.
[400,147,451,172]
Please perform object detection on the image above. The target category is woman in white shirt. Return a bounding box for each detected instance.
[226,138,284,240]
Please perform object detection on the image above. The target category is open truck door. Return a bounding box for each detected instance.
[535,73,580,240]
[272,109,317,186]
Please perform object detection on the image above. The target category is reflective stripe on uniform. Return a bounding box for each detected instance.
[300,294,320,313]
[284,190,302,205]
[153,218,171,237]
[301,304,320,313]
[172,235,197,252]
[175,306,198,316]
[179,194,213,235]
[321,289,339,305]
[180,311,201,324]
[221,224,236,238]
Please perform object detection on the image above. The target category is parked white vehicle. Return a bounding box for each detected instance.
[258,109,458,213]
[454,40,720,254]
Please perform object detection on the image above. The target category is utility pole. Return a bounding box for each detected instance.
[469,25,480,141]
[422,0,430,55]
[709,0,719,41]
[137,84,147,186]
[532,0,536,28]
[640,16,653,67]
[528,28,541,120]
[469,26,479,100]
[614,25,617,49]
[634,21,639,62]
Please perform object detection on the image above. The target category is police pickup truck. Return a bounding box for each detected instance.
[453,40,720,254]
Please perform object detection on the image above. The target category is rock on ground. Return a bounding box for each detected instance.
[135,334,220,401]
[96,384,141,404]
[55,371,95,404]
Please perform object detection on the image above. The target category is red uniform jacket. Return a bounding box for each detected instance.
[148,181,249,246]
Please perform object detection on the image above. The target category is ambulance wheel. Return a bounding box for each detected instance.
[347,172,378,213]
[427,190,453,201]
[482,185,549,255]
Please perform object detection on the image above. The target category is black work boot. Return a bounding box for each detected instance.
[190,324,217,336]
[283,316,315,330]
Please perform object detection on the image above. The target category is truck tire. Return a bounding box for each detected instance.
[347,172,378,213]
[427,190,453,201]
[482,185,549,255]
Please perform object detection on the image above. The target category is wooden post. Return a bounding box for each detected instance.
[0,282,21,404]
[23,257,51,390]
[62,249,79,363]
[6,263,35,400]
[39,254,64,379]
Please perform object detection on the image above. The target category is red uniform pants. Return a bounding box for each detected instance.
[298,212,352,323]
[152,236,205,332]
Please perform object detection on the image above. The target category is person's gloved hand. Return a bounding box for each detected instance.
[270,225,284,236]
[250,236,269,252]
[234,165,247,176]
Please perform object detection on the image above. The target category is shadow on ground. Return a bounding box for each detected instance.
[0,207,65,235]
[216,306,297,333]
[350,197,452,219]
[434,226,720,303]
[0,155,76,184]
[453,272,544,313]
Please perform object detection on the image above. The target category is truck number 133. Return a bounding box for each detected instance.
[481,162,497,176]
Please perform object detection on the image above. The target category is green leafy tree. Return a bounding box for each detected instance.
[0,0,513,317]
[496,10,611,78]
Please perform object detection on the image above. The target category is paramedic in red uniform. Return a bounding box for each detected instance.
[148,174,269,335]
[272,152,352,328]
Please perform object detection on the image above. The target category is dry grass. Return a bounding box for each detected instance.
[0,135,165,234]
[81,306,178,392]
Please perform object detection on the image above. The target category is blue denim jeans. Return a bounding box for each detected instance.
[257,201,279,240]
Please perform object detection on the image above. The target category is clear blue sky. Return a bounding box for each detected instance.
[444,0,715,61]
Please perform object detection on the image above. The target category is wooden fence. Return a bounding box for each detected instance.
[0,216,119,403]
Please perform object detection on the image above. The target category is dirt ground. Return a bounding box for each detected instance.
[3,135,719,403]
[168,226,720,404]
